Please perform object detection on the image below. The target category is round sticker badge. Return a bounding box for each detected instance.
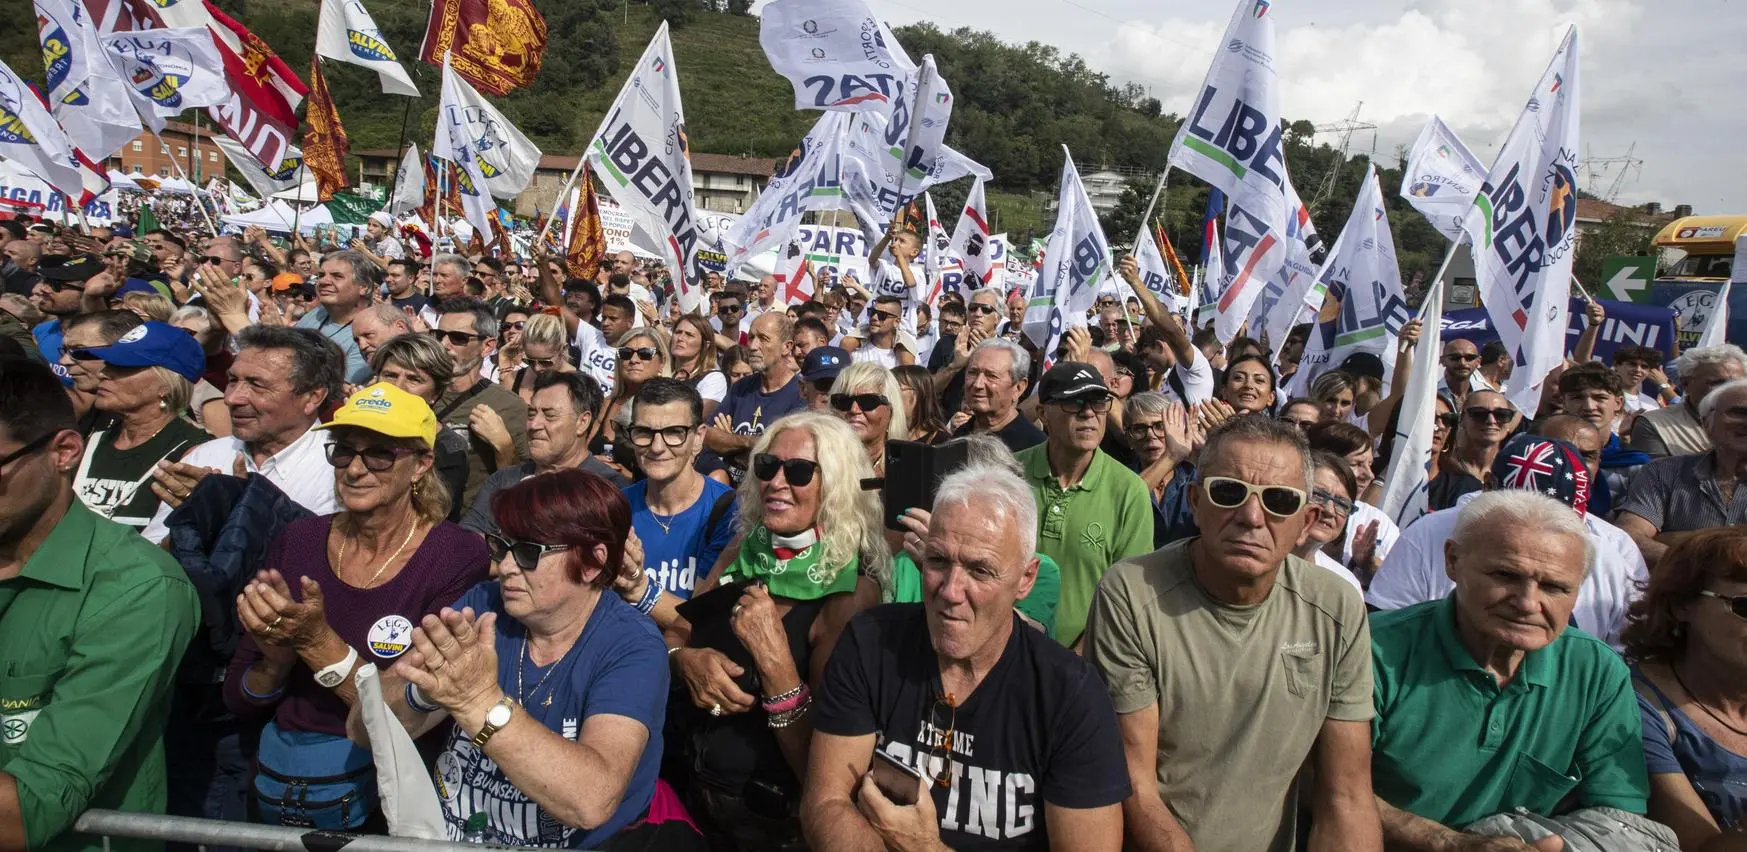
[368,615,414,659]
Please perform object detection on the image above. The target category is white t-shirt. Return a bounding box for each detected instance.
[573,321,615,396]
[1623,392,1660,413]
[1173,346,1215,405]
[851,342,899,370]
[694,370,728,403]
[1313,549,1364,594]
[141,427,339,545]
[1341,499,1400,566]
[1366,492,1646,650]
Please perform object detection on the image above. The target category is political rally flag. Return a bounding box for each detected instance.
[948,177,995,289]
[1377,280,1445,528]
[35,0,140,161]
[840,55,988,243]
[922,191,956,302]
[420,0,545,96]
[317,0,419,97]
[98,27,228,132]
[1132,224,1184,313]
[1401,115,1486,243]
[1023,148,1112,362]
[565,165,608,281]
[432,57,541,200]
[725,112,850,271]
[1292,166,1410,391]
[202,3,309,172]
[1463,26,1581,412]
[388,142,423,215]
[302,59,349,202]
[433,55,498,239]
[585,23,702,310]
[213,131,302,200]
[1168,0,1290,343]
[1248,174,1323,355]
[759,0,914,113]
[1697,235,1746,349]
[0,58,108,205]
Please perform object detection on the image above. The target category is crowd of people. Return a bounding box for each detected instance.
[1,209,1744,852]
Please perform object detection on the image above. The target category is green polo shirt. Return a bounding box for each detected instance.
[0,501,198,852]
[1370,597,1649,827]
[1015,445,1154,646]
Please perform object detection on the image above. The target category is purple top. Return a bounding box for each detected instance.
[224,515,490,735]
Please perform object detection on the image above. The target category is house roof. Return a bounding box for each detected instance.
[1576,197,1679,226]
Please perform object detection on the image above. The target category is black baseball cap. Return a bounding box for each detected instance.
[1039,362,1109,404]
[1338,352,1386,382]
[39,253,104,282]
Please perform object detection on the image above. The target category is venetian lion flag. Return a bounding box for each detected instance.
[317,0,419,97]
[302,59,349,201]
[565,166,607,280]
[420,0,546,96]
[1464,26,1580,412]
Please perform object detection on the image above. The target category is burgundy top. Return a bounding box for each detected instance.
[223,515,490,735]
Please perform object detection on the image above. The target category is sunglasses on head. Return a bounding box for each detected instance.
[1699,590,1747,620]
[618,346,658,362]
[1465,407,1514,424]
[831,392,889,413]
[485,533,572,572]
[325,442,418,472]
[1200,476,1308,517]
[753,453,818,487]
[429,329,483,346]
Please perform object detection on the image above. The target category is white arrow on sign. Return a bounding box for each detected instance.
[1604,265,1649,301]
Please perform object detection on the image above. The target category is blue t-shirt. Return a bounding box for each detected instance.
[717,373,804,443]
[624,477,736,600]
[296,307,371,384]
[1636,670,1747,830]
[433,582,669,848]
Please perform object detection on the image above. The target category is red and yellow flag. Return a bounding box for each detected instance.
[1157,221,1192,297]
[302,60,350,202]
[420,0,547,96]
[566,167,608,280]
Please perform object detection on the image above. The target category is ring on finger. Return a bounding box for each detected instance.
[710,702,724,717]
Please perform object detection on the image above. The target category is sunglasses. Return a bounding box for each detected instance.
[503,320,527,331]
[628,424,695,447]
[831,392,889,413]
[1465,407,1514,424]
[486,533,572,572]
[871,309,901,322]
[202,255,232,265]
[67,348,103,362]
[926,693,957,789]
[526,356,559,369]
[1312,487,1354,517]
[1444,352,1480,362]
[618,346,658,362]
[968,303,1000,315]
[717,304,744,316]
[1054,395,1113,415]
[1436,411,1460,428]
[325,442,419,472]
[429,329,484,346]
[1200,476,1308,517]
[753,453,819,487]
[1699,590,1747,620]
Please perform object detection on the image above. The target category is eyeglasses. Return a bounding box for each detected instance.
[628,424,695,447]
[325,442,419,472]
[429,329,483,346]
[926,693,957,789]
[1114,366,1134,379]
[1436,411,1460,428]
[202,255,233,265]
[1053,395,1113,415]
[753,453,819,487]
[1444,352,1480,362]
[1312,487,1354,517]
[968,303,999,315]
[526,357,558,369]
[1277,415,1315,431]
[486,533,572,572]
[618,346,658,362]
[831,393,889,413]
[1465,407,1515,424]
[0,431,55,479]
[1125,422,1168,438]
[66,348,103,362]
[1200,476,1308,517]
[1697,590,1747,619]
[717,304,743,316]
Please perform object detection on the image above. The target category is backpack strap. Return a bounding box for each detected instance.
[704,489,736,537]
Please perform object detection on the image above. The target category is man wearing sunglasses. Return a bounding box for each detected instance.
[29,254,107,369]
[709,287,750,351]
[0,355,200,852]
[928,288,1004,414]
[1014,363,1153,648]
[431,298,530,508]
[1438,338,1488,408]
[1617,378,1747,569]
[1085,417,1382,852]
[841,294,916,369]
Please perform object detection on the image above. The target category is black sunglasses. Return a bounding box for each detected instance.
[1054,395,1113,415]
[1201,476,1308,517]
[628,424,695,447]
[1444,352,1480,362]
[1436,411,1460,428]
[202,255,232,265]
[0,431,56,477]
[926,693,957,789]
[429,329,483,346]
[618,346,658,362]
[503,320,527,331]
[325,442,418,472]
[871,309,900,322]
[526,356,559,369]
[968,303,999,315]
[486,533,572,572]
[753,453,818,487]
[831,392,889,413]
[1465,407,1514,424]
[717,304,743,315]
[1699,590,1747,620]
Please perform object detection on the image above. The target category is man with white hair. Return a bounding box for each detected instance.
[1616,377,1747,567]
[349,302,411,364]
[423,253,472,327]
[1369,490,1654,849]
[954,337,1046,453]
[803,462,1130,851]
[1630,343,1747,458]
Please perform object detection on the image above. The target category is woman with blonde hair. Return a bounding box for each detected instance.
[121,289,175,322]
[73,321,212,530]
[828,361,907,476]
[371,333,470,520]
[592,327,671,466]
[510,311,576,403]
[667,413,884,848]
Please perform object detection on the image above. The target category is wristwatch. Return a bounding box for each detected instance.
[313,646,359,689]
[472,698,515,749]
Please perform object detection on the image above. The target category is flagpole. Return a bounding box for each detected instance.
[1132,165,1173,251]
[1569,274,1594,303]
[884,64,936,238]
[387,99,414,211]
[291,162,307,236]
[156,131,220,237]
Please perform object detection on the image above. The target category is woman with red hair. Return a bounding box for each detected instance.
[375,469,672,848]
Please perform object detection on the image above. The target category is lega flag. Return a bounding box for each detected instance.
[1402,115,1486,243]
[1464,26,1580,413]
[1023,148,1112,361]
[725,111,851,270]
[433,56,498,239]
[35,0,139,161]
[100,28,229,132]
[759,0,914,112]
[1292,166,1411,391]
[1378,280,1446,528]
[586,22,703,310]
[433,58,540,199]
[213,131,303,199]
[0,58,107,205]
[317,0,419,97]
[1696,235,1746,349]
[948,177,994,288]
[388,142,423,215]
[1169,0,1290,343]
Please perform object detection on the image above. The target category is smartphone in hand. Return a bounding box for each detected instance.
[869,749,924,807]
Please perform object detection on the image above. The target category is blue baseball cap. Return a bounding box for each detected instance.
[114,278,162,299]
[801,346,850,383]
[82,321,206,382]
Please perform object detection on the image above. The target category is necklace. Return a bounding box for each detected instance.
[518,637,559,708]
[649,511,675,535]
[336,518,421,589]
[1671,662,1747,738]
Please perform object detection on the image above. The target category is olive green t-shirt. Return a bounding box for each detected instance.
[1083,539,1372,852]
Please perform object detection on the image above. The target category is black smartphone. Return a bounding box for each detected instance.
[882,438,971,530]
[674,579,743,626]
[869,750,924,806]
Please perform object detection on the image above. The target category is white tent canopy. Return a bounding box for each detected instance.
[155,176,196,195]
[220,199,332,234]
[106,170,143,192]
[272,181,324,204]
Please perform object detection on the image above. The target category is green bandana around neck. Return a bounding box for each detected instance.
[725,525,859,601]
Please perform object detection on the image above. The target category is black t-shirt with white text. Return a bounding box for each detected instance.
[813,604,1131,850]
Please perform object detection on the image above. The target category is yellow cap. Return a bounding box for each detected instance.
[317,382,438,448]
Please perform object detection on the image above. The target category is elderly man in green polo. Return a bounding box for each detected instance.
[1370,490,1661,850]
[0,356,197,852]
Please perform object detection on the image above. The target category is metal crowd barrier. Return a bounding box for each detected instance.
[72,810,522,852]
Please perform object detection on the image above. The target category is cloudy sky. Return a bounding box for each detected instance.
[847,0,1745,214]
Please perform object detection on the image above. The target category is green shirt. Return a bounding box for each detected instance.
[1370,597,1650,827]
[0,500,199,852]
[1015,446,1154,646]
[887,551,1061,638]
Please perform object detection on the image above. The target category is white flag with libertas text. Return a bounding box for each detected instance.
[1023,148,1112,363]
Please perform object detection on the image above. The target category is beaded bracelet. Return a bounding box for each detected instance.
[634,581,663,615]
[767,695,813,729]
[405,682,441,714]
[762,683,809,715]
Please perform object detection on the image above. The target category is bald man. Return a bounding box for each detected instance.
[3,240,42,297]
